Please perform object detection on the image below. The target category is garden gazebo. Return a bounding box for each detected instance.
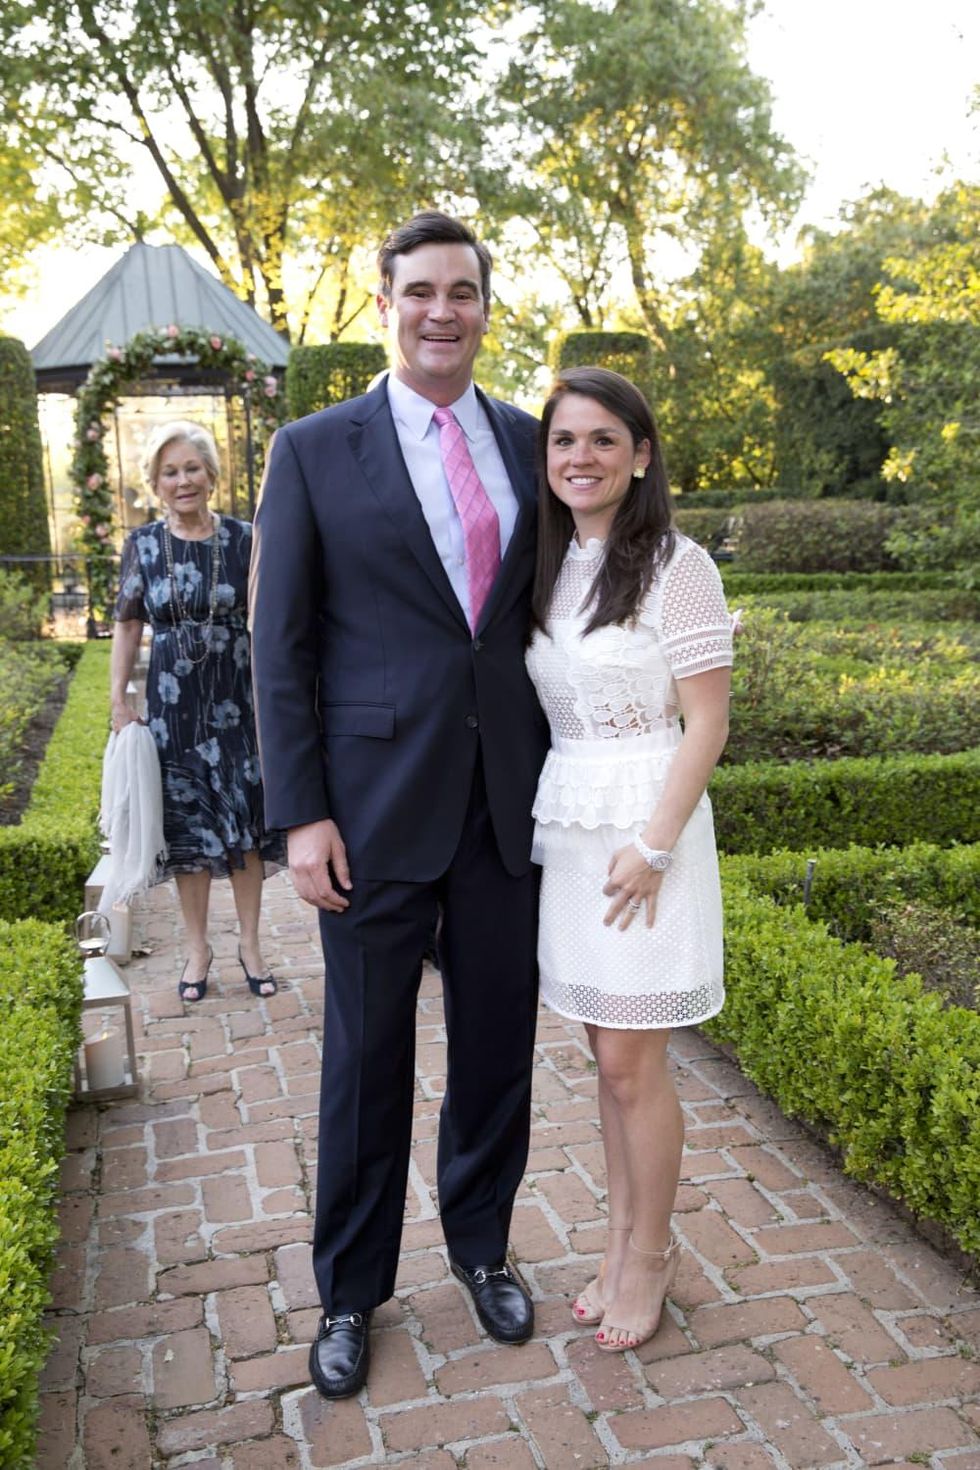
[31,240,289,529]
[31,239,288,394]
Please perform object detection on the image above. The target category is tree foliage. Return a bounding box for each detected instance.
[657,226,779,492]
[827,181,980,501]
[490,0,803,342]
[0,0,501,338]
[767,190,934,497]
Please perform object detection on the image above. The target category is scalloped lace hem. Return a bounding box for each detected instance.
[540,979,724,1031]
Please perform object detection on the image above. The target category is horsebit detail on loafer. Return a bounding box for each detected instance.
[473,1266,513,1285]
[321,1312,364,1330]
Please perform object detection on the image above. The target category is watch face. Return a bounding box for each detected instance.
[652,853,671,870]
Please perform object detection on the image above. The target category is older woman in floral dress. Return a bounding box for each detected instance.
[110,420,284,1002]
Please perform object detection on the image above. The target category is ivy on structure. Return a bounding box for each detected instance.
[70,325,284,621]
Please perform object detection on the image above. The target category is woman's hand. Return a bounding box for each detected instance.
[111,701,142,734]
[602,842,664,930]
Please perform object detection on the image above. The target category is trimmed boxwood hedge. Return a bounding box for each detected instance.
[711,748,980,855]
[554,331,657,409]
[0,338,52,591]
[674,506,732,549]
[722,841,980,939]
[736,500,904,573]
[0,919,83,1466]
[721,570,964,594]
[0,641,109,922]
[734,587,979,624]
[710,881,980,1255]
[285,343,387,420]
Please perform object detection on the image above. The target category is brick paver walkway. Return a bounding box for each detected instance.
[39,873,980,1469]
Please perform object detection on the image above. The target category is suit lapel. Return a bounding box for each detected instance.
[347,385,467,626]
[347,381,537,635]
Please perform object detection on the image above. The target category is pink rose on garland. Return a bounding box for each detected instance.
[86,472,103,490]
[95,523,110,539]
[263,375,278,397]
[107,347,122,361]
[209,335,223,351]
[244,369,256,382]
[166,323,180,338]
[86,426,100,441]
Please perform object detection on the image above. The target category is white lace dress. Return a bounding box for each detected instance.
[526,533,733,1030]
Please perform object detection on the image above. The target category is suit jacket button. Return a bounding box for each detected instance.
[472,637,483,651]
[464,714,479,729]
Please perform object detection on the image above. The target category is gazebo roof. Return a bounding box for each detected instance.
[31,241,289,393]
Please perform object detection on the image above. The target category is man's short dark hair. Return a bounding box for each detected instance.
[378,211,492,306]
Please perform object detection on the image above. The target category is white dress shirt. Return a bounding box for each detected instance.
[387,374,520,627]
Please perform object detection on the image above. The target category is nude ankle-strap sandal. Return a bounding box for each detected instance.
[595,1232,680,1352]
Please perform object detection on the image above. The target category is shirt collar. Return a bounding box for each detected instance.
[387,374,481,442]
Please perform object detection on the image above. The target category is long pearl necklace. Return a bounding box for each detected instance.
[162,511,222,667]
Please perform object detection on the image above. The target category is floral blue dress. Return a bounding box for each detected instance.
[114,516,285,879]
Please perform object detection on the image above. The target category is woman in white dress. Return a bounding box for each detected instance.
[526,368,733,1353]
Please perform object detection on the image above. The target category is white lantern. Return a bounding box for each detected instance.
[73,912,139,1100]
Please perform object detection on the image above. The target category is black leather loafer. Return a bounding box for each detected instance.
[450,1259,533,1343]
[309,1311,371,1399]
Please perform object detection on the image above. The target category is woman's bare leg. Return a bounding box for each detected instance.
[174,870,213,998]
[593,1026,683,1349]
[230,850,273,994]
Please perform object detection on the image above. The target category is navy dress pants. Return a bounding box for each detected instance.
[312,763,539,1313]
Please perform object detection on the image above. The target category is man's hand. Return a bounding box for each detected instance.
[287,819,352,912]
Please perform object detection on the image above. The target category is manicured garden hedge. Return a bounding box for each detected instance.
[0,337,51,591]
[555,331,657,412]
[285,343,387,419]
[674,506,732,549]
[711,748,979,854]
[0,641,109,922]
[737,499,904,573]
[710,882,980,1255]
[0,919,83,1466]
[721,570,965,593]
[734,587,979,624]
[722,841,980,939]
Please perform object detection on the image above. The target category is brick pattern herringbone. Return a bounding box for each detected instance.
[39,872,980,1469]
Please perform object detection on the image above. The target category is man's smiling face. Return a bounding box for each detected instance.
[378,241,489,405]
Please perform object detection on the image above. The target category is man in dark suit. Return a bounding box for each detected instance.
[250,212,547,1399]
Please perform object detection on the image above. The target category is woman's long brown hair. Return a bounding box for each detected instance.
[531,367,675,637]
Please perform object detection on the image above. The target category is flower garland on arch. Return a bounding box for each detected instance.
[71,323,285,622]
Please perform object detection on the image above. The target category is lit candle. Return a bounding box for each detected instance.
[85,1027,126,1092]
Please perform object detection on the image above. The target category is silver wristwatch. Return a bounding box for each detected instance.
[633,835,673,871]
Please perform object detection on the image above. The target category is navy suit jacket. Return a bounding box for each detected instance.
[250,379,548,881]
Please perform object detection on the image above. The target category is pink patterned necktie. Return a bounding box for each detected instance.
[432,406,501,631]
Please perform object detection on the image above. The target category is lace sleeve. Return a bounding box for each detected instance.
[114,531,147,622]
[656,542,733,678]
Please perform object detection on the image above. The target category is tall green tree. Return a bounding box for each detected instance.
[827,181,980,500]
[0,0,502,339]
[490,0,803,342]
[657,226,780,492]
[770,189,931,496]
